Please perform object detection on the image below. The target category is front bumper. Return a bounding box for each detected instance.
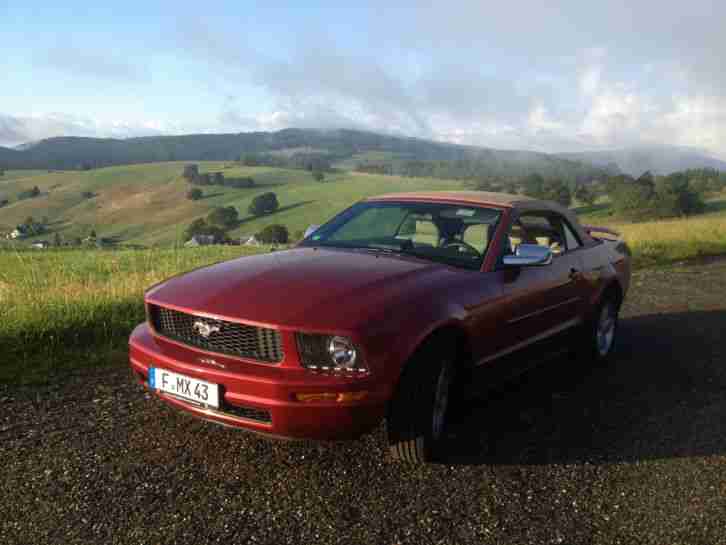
[128,323,389,440]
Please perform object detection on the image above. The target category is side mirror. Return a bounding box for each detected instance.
[502,243,552,267]
[304,224,320,238]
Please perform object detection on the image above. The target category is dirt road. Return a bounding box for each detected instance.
[2,260,725,545]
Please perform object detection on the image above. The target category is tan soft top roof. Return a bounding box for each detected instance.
[368,190,538,208]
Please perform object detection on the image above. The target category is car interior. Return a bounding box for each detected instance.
[506,214,567,257]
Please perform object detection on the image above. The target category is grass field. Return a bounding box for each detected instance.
[577,194,726,267]
[0,246,267,384]
[0,163,465,245]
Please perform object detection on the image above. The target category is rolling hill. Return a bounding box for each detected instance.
[0,128,612,182]
[0,162,467,246]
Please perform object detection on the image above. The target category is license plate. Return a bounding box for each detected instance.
[149,368,220,409]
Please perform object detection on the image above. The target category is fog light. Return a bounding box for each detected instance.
[295,391,369,403]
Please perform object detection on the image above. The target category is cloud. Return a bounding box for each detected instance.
[0,113,170,147]
[172,7,726,159]
[37,46,149,83]
[6,2,726,160]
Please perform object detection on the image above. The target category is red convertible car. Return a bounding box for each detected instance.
[129,191,631,462]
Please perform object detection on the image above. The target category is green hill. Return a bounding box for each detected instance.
[0,162,467,246]
[0,128,612,183]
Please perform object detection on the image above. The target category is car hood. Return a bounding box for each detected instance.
[146,247,454,331]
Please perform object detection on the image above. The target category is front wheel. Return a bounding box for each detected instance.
[386,340,455,463]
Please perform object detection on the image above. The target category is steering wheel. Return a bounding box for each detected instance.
[440,240,482,258]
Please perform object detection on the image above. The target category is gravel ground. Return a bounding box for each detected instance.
[2,260,726,545]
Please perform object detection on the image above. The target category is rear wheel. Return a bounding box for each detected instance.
[387,339,456,463]
[584,290,621,362]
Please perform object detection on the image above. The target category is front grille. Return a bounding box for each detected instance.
[148,304,283,364]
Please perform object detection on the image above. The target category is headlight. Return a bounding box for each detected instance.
[296,333,368,374]
[328,336,357,368]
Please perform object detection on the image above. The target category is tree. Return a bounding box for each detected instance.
[574,184,596,206]
[248,192,279,216]
[654,173,704,217]
[213,172,225,185]
[538,180,572,207]
[182,164,199,181]
[521,173,545,198]
[0,168,4,177]
[207,206,239,228]
[187,188,203,201]
[89,229,97,239]
[184,218,229,243]
[185,218,209,240]
[312,170,325,182]
[257,224,289,244]
[54,233,62,247]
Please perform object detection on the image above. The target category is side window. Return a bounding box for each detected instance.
[562,220,581,251]
[511,213,565,255]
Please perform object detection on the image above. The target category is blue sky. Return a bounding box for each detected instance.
[2,0,726,158]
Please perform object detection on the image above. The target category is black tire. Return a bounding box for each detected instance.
[386,337,456,463]
[583,289,621,363]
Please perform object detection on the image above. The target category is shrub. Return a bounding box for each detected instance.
[312,170,325,182]
[248,192,279,216]
[187,188,203,201]
[257,224,289,244]
[207,206,239,228]
[81,191,95,199]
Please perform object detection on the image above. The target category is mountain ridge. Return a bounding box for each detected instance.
[2,129,724,179]
[0,129,611,182]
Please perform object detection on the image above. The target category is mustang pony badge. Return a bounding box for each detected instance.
[192,320,221,339]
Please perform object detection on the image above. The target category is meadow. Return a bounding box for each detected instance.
[0,162,466,245]
[0,246,265,383]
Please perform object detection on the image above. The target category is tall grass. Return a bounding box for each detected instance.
[579,196,726,267]
[611,214,726,267]
[0,246,266,383]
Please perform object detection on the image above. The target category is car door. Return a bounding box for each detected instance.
[493,211,587,352]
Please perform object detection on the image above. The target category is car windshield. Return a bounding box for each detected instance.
[300,201,502,270]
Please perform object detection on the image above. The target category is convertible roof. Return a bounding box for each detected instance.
[369,191,540,209]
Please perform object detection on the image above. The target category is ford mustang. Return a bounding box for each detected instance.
[129,191,631,462]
